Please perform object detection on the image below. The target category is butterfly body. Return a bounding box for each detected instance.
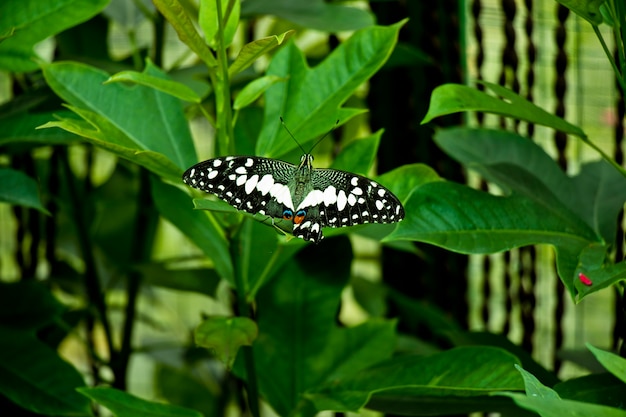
[183,154,404,243]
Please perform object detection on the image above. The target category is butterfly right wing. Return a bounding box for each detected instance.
[182,156,297,218]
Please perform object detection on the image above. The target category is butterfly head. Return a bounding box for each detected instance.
[299,154,314,170]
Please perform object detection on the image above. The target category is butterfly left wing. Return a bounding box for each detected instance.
[292,168,405,242]
[182,156,297,219]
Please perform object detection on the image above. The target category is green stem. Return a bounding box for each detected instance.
[593,25,626,93]
[214,0,235,155]
[580,135,626,177]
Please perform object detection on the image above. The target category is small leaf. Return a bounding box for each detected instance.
[105,70,201,103]
[587,344,626,384]
[501,392,626,417]
[233,75,285,110]
[153,0,216,67]
[514,365,561,399]
[195,316,258,369]
[199,0,240,49]
[78,386,203,417]
[422,82,586,138]
[229,31,295,76]
[0,168,50,214]
[574,243,626,300]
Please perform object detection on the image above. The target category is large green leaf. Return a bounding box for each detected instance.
[0,0,108,72]
[431,127,626,299]
[0,168,50,214]
[251,238,396,416]
[385,179,599,297]
[40,108,182,183]
[307,346,525,415]
[256,21,405,158]
[241,0,375,32]
[78,387,202,417]
[422,82,586,138]
[42,60,197,171]
[434,128,626,244]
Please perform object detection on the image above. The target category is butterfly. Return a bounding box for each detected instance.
[182,152,404,243]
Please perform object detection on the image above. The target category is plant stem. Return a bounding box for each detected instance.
[113,169,158,390]
[59,149,115,375]
[594,25,626,93]
[215,0,235,155]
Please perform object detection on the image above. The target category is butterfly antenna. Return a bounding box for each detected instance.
[280,117,307,154]
[280,117,340,154]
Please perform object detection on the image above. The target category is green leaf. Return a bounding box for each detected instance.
[228,31,295,77]
[331,130,382,175]
[422,82,586,138]
[435,128,626,245]
[150,176,234,285]
[0,168,50,214]
[153,0,216,67]
[307,346,524,415]
[587,344,626,384]
[199,0,240,49]
[241,0,375,32]
[0,0,108,72]
[105,69,202,103]
[499,363,626,416]
[448,332,560,387]
[387,180,597,251]
[555,373,626,407]
[556,0,605,25]
[250,239,396,416]
[42,60,197,172]
[195,316,258,369]
[0,328,91,416]
[256,21,405,158]
[193,198,240,213]
[233,75,286,110]
[573,242,626,299]
[78,386,203,417]
[501,392,626,417]
[0,111,79,146]
[40,109,182,183]
[514,365,561,399]
[385,179,599,298]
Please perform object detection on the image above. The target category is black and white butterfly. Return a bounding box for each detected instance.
[182,152,404,243]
